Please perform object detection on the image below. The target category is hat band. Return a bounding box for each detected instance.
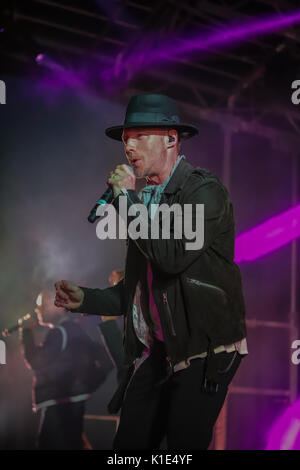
[125,112,180,125]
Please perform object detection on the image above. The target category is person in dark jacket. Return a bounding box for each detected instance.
[20,290,115,449]
[98,270,126,388]
[54,94,248,450]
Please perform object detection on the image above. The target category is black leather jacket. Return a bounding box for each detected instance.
[74,158,247,411]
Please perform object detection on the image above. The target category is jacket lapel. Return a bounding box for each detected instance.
[163,158,194,195]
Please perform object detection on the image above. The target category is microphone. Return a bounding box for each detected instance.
[2,313,34,337]
[88,187,114,223]
[87,166,133,224]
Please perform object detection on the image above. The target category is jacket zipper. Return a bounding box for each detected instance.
[162,292,176,336]
[186,277,226,297]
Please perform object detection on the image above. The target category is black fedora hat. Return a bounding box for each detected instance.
[105,94,199,141]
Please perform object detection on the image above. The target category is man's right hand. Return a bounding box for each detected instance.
[54,280,84,310]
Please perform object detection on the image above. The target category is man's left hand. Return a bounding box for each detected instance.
[108,164,135,198]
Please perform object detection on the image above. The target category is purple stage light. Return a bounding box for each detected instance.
[235,204,300,263]
[35,53,45,64]
[34,53,87,94]
[266,398,300,450]
[0,28,4,33]
[100,9,300,86]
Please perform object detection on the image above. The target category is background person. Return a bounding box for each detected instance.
[20,290,113,450]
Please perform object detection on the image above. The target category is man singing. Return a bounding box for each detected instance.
[54,94,248,450]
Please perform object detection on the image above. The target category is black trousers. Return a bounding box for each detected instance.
[37,401,85,450]
[113,340,243,450]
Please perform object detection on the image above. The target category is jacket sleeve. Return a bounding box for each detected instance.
[112,176,228,275]
[98,319,125,379]
[22,327,63,370]
[69,278,125,316]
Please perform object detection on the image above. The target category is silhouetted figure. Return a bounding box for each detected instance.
[20,291,113,449]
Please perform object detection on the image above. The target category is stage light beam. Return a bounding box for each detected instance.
[235,204,300,263]
[100,9,300,87]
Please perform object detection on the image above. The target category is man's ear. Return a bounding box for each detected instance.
[166,130,178,148]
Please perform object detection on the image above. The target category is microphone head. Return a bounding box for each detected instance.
[97,186,114,206]
[87,187,113,223]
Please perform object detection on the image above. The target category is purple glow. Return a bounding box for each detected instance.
[35,53,45,64]
[266,398,300,450]
[0,28,4,33]
[100,9,300,85]
[32,9,300,96]
[34,54,88,97]
[234,204,300,263]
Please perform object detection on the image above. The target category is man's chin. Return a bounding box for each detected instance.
[133,169,146,178]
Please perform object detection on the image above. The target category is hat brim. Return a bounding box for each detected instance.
[105,123,199,142]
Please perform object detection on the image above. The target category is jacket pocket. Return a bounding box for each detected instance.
[162,292,176,336]
[183,276,231,344]
[186,277,227,298]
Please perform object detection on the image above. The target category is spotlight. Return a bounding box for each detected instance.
[35,53,46,64]
[266,398,300,450]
